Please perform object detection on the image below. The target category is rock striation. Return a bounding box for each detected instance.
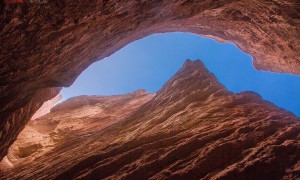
[1,60,299,179]
[0,90,154,169]
[0,0,299,160]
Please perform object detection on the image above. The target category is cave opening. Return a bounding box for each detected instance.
[1,32,300,177]
[61,32,300,117]
[1,32,300,171]
[1,0,299,178]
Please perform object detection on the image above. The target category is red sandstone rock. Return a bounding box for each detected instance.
[0,1,299,160]
[0,90,154,168]
[31,94,62,120]
[1,60,299,179]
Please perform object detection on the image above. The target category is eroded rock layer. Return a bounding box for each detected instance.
[0,0,299,160]
[0,90,154,168]
[1,60,299,179]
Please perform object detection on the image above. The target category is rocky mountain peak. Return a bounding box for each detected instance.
[0,60,299,179]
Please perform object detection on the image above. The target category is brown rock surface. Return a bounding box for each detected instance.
[1,60,299,179]
[0,87,60,160]
[0,0,299,160]
[0,90,154,168]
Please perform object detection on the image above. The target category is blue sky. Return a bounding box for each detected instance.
[61,32,300,117]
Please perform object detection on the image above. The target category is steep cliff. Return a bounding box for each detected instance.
[0,0,299,159]
[1,60,299,179]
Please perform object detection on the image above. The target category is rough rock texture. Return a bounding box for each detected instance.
[0,90,154,168]
[31,93,62,120]
[0,87,60,160]
[0,0,299,161]
[1,60,299,179]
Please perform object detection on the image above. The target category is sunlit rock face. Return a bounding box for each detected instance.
[31,94,63,120]
[0,0,299,160]
[0,90,154,169]
[1,60,299,179]
[0,94,63,169]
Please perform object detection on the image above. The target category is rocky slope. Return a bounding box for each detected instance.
[0,0,299,160]
[0,90,154,168]
[1,60,299,179]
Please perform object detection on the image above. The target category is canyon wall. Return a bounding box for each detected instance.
[0,60,299,179]
[0,90,154,169]
[0,0,299,162]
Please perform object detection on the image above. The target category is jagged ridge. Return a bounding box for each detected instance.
[1,60,299,179]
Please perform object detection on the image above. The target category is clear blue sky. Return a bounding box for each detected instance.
[61,32,300,117]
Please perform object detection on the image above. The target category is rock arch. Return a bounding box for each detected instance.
[0,0,299,159]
